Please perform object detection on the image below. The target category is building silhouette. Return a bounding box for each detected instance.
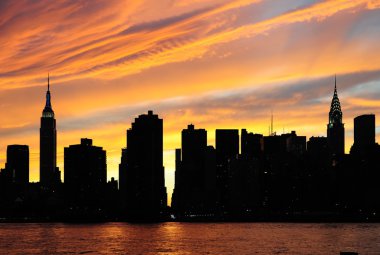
[350,114,376,154]
[305,136,332,210]
[172,125,217,216]
[327,76,345,157]
[307,137,328,158]
[118,148,128,210]
[3,145,29,185]
[284,131,306,156]
[227,153,260,215]
[215,129,239,211]
[64,138,107,213]
[263,135,286,154]
[120,110,167,220]
[40,75,60,187]
[241,129,263,159]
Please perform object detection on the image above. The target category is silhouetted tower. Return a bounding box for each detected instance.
[216,129,239,165]
[241,129,263,159]
[327,76,345,156]
[123,110,167,220]
[64,139,106,210]
[40,74,60,187]
[354,114,376,148]
[216,129,239,210]
[172,124,216,215]
[118,148,128,208]
[5,145,29,185]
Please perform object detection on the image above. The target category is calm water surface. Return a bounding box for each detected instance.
[0,222,379,254]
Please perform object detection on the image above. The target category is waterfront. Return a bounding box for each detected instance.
[0,222,379,254]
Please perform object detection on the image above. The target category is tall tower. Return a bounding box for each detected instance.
[40,74,59,187]
[350,114,376,154]
[122,110,167,220]
[327,76,345,156]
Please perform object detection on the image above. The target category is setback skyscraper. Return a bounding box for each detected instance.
[121,110,167,220]
[327,76,345,157]
[40,75,60,187]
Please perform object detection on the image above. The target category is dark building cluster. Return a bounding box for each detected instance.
[171,79,380,221]
[0,76,379,222]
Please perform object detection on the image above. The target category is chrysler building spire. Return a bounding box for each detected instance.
[327,75,345,156]
[329,75,342,126]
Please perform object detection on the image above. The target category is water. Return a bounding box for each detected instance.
[0,222,379,254]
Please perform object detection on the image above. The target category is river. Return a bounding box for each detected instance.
[0,222,379,254]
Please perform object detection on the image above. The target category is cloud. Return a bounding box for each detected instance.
[1,0,379,90]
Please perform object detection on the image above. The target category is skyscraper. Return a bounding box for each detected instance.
[121,110,167,220]
[172,125,217,215]
[64,138,107,207]
[40,74,60,187]
[241,129,263,159]
[327,76,345,156]
[5,145,29,185]
[216,129,239,163]
[215,129,239,210]
[353,114,376,148]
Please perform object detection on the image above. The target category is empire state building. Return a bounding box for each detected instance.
[40,75,60,187]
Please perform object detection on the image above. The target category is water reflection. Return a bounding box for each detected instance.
[0,223,378,254]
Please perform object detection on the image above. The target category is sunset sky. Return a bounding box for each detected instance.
[1,0,380,204]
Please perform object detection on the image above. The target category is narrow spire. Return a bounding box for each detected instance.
[44,73,52,110]
[329,75,342,125]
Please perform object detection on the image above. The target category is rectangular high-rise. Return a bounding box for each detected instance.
[216,129,239,165]
[64,138,107,206]
[215,129,239,210]
[172,124,216,215]
[5,145,29,185]
[354,114,376,147]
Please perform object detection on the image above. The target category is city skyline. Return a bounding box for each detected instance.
[1,82,379,220]
[0,77,378,207]
[1,0,380,205]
